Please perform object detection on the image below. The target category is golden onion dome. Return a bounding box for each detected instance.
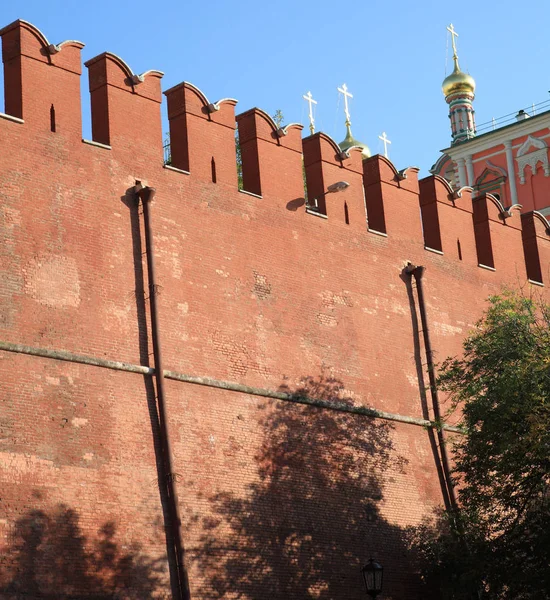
[339,123,371,160]
[442,59,476,97]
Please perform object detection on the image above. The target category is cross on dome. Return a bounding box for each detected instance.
[302,91,318,135]
[447,23,459,58]
[378,132,391,159]
[442,24,477,144]
[338,83,353,125]
[336,83,371,160]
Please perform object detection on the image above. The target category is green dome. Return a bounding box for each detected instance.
[339,123,371,160]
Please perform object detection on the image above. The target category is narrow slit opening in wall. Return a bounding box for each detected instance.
[344,202,350,224]
[211,157,217,183]
[457,238,462,261]
[50,104,56,132]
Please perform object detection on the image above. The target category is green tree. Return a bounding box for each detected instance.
[236,130,243,190]
[412,292,550,600]
[272,109,284,128]
[163,132,171,166]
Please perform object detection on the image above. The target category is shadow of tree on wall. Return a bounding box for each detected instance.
[0,504,165,599]
[193,375,426,600]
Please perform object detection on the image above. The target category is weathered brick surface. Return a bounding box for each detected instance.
[0,19,549,600]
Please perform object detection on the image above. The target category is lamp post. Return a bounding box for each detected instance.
[361,558,383,599]
[305,181,350,212]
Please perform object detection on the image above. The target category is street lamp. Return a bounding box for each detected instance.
[305,181,350,212]
[361,558,383,599]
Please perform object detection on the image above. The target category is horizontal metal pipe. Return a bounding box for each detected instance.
[0,340,462,433]
[163,371,462,432]
[0,340,153,374]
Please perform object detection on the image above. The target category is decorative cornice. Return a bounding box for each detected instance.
[517,134,547,156]
[485,160,508,178]
[442,111,550,160]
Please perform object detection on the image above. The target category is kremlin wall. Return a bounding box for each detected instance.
[0,19,549,600]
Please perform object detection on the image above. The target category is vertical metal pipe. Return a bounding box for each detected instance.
[407,264,459,513]
[138,185,191,600]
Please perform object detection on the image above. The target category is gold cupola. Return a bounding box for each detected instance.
[442,24,475,98]
[442,58,476,98]
[442,24,477,145]
[339,122,371,160]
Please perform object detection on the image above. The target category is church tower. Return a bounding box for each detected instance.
[442,24,476,145]
[432,23,550,213]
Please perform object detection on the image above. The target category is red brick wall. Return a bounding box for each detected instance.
[0,19,549,600]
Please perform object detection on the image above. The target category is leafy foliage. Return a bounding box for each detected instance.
[272,109,284,128]
[236,130,243,190]
[412,292,550,599]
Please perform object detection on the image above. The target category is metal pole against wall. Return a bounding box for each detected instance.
[137,184,191,600]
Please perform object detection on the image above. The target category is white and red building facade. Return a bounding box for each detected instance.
[433,112,550,215]
[432,37,550,216]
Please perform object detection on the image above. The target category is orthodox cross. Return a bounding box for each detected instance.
[378,132,391,158]
[302,91,317,135]
[447,23,459,58]
[338,83,353,124]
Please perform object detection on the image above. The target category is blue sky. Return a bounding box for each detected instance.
[2,0,549,175]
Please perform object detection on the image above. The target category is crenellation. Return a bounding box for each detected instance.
[473,193,526,278]
[302,132,330,206]
[303,132,364,226]
[418,175,448,252]
[0,12,542,285]
[165,82,238,185]
[0,19,84,68]
[419,178,478,264]
[237,108,303,201]
[396,166,421,192]
[521,211,550,284]
[85,52,163,160]
[1,20,84,134]
[363,155,423,243]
